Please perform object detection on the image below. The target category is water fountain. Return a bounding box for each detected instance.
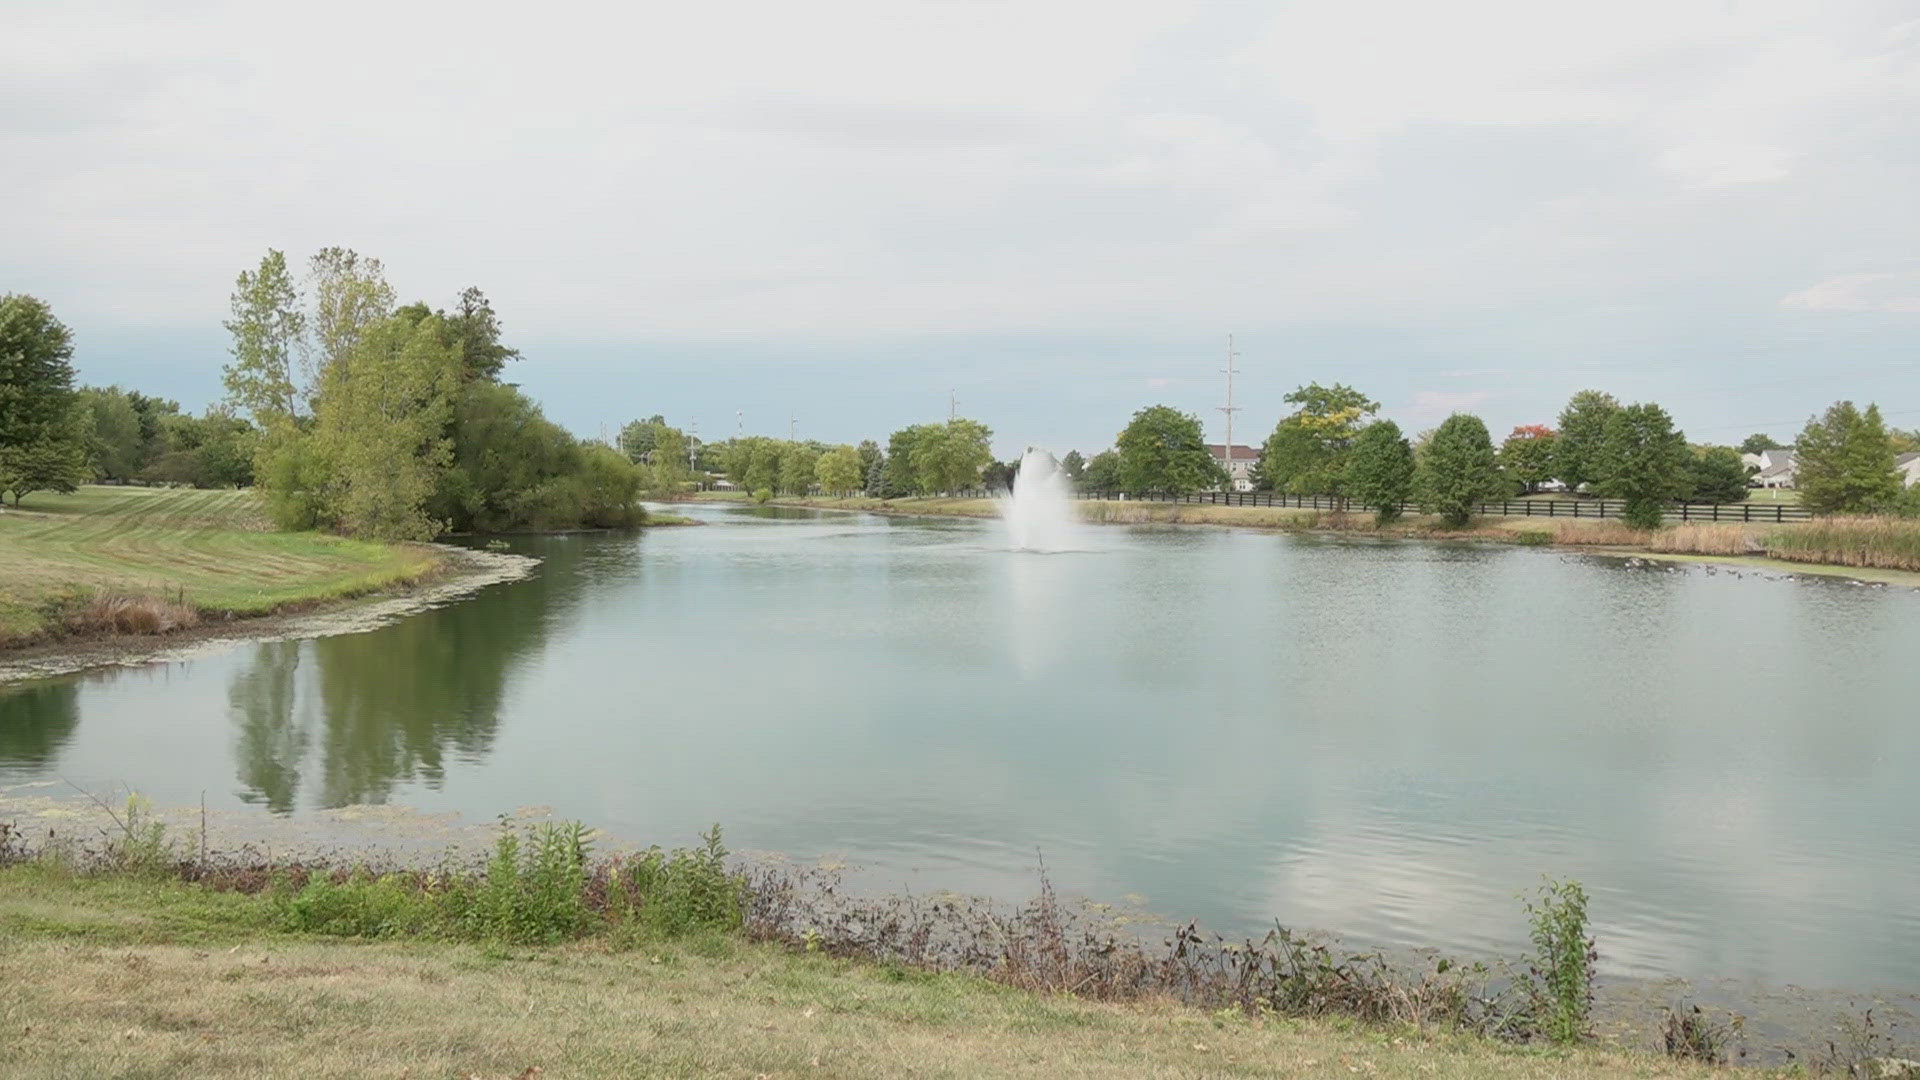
[1002,448,1084,553]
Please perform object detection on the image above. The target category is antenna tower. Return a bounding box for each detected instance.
[1217,334,1241,489]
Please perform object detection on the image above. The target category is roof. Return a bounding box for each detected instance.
[1757,459,1796,478]
[1206,443,1260,461]
[1897,452,1920,466]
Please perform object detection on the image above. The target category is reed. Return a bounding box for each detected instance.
[1766,516,1920,572]
[64,592,202,635]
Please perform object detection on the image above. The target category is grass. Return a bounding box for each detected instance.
[0,865,1743,1080]
[0,486,443,646]
[1765,516,1920,572]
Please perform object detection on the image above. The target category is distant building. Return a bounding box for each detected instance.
[1745,448,1797,489]
[1898,452,1920,488]
[1207,443,1259,492]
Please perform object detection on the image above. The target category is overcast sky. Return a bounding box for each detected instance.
[7,0,1918,456]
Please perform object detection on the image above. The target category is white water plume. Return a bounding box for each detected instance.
[1002,448,1084,553]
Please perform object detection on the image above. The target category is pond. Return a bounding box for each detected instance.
[3,502,1918,996]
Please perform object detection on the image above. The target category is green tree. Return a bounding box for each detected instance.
[1344,420,1416,523]
[429,382,580,532]
[308,247,396,388]
[0,294,89,504]
[1796,401,1903,515]
[308,313,460,540]
[1114,405,1224,495]
[445,287,520,381]
[1685,446,1750,504]
[1061,449,1086,481]
[1554,390,1620,494]
[855,440,883,490]
[617,414,668,462]
[79,386,144,481]
[1080,450,1121,492]
[1595,402,1688,529]
[1418,413,1502,527]
[1254,383,1378,495]
[816,445,863,495]
[222,249,308,425]
[1499,424,1557,494]
[1739,432,1783,456]
[778,442,821,495]
[881,425,933,496]
[912,419,993,494]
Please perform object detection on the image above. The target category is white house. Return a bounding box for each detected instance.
[1745,448,1797,489]
[1898,452,1920,488]
[1207,443,1259,492]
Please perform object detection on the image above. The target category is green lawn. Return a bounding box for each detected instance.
[0,867,1737,1080]
[0,486,440,645]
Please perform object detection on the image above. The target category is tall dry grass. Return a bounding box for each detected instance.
[65,593,202,635]
[1766,516,1920,572]
[1647,524,1760,557]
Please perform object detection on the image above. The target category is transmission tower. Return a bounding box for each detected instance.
[1217,334,1242,489]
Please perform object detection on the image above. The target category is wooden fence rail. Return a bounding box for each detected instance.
[1047,490,1813,524]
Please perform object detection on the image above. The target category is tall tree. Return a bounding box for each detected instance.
[881,426,931,496]
[1595,402,1688,529]
[1255,382,1379,495]
[1554,390,1620,494]
[1115,405,1224,495]
[1060,449,1086,481]
[815,445,863,495]
[1081,450,1122,493]
[222,249,307,424]
[1739,433,1784,456]
[855,440,884,489]
[778,441,821,495]
[1345,420,1416,523]
[0,294,89,504]
[445,287,520,381]
[1796,401,1902,515]
[1499,424,1557,494]
[308,247,396,389]
[912,419,994,494]
[1418,413,1502,527]
[78,386,144,481]
[309,313,459,540]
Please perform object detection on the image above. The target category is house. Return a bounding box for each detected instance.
[1207,443,1259,492]
[1899,452,1920,488]
[1748,448,1797,489]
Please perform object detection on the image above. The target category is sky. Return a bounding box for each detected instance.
[6,0,1919,458]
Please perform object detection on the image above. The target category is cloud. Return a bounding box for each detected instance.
[1781,272,1920,313]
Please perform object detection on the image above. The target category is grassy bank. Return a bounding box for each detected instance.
[0,814,1763,1080]
[0,486,443,646]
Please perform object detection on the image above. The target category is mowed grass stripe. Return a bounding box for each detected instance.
[0,486,443,644]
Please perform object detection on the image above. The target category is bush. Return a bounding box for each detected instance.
[609,824,747,936]
[1521,877,1595,1044]
[450,821,594,944]
[751,487,772,504]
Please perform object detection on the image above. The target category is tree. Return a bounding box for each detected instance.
[855,440,883,490]
[815,445,863,495]
[778,442,820,495]
[1061,449,1086,481]
[1115,405,1224,495]
[617,414,667,462]
[308,247,396,388]
[1418,413,1502,527]
[1345,420,1416,523]
[1081,450,1122,493]
[79,386,144,481]
[308,313,460,540]
[222,249,307,425]
[1554,390,1620,494]
[445,287,520,381]
[0,294,89,504]
[1739,433,1784,456]
[880,426,931,496]
[1796,401,1903,515]
[864,453,885,497]
[1255,383,1379,495]
[1499,425,1557,494]
[1595,402,1688,529]
[1686,446,1750,504]
[912,418,993,494]
[430,381,578,532]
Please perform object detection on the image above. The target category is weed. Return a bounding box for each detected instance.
[64,592,202,636]
[1768,517,1920,573]
[1519,877,1596,1044]
[1663,1003,1744,1065]
[607,823,747,935]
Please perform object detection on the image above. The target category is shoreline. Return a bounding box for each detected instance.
[0,544,538,685]
[1,787,1911,1070]
[727,494,1920,589]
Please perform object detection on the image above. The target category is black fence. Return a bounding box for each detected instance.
[1064,489,1813,524]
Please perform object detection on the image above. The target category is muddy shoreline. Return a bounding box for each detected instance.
[0,545,538,685]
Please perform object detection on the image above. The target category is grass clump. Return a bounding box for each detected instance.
[1766,516,1920,572]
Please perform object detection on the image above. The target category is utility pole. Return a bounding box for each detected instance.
[1218,334,1241,491]
[689,419,699,472]
[949,389,956,422]
[789,414,796,441]
[736,410,743,442]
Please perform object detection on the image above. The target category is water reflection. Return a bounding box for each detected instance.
[0,678,80,765]
[230,641,306,813]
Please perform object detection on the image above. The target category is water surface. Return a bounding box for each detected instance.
[4,503,1917,994]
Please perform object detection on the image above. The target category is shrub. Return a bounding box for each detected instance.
[451,820,593,944]
[609,824,747,936]
[1521,877,1596,1044]
[751,487,772,504]
[66,593,200,636]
